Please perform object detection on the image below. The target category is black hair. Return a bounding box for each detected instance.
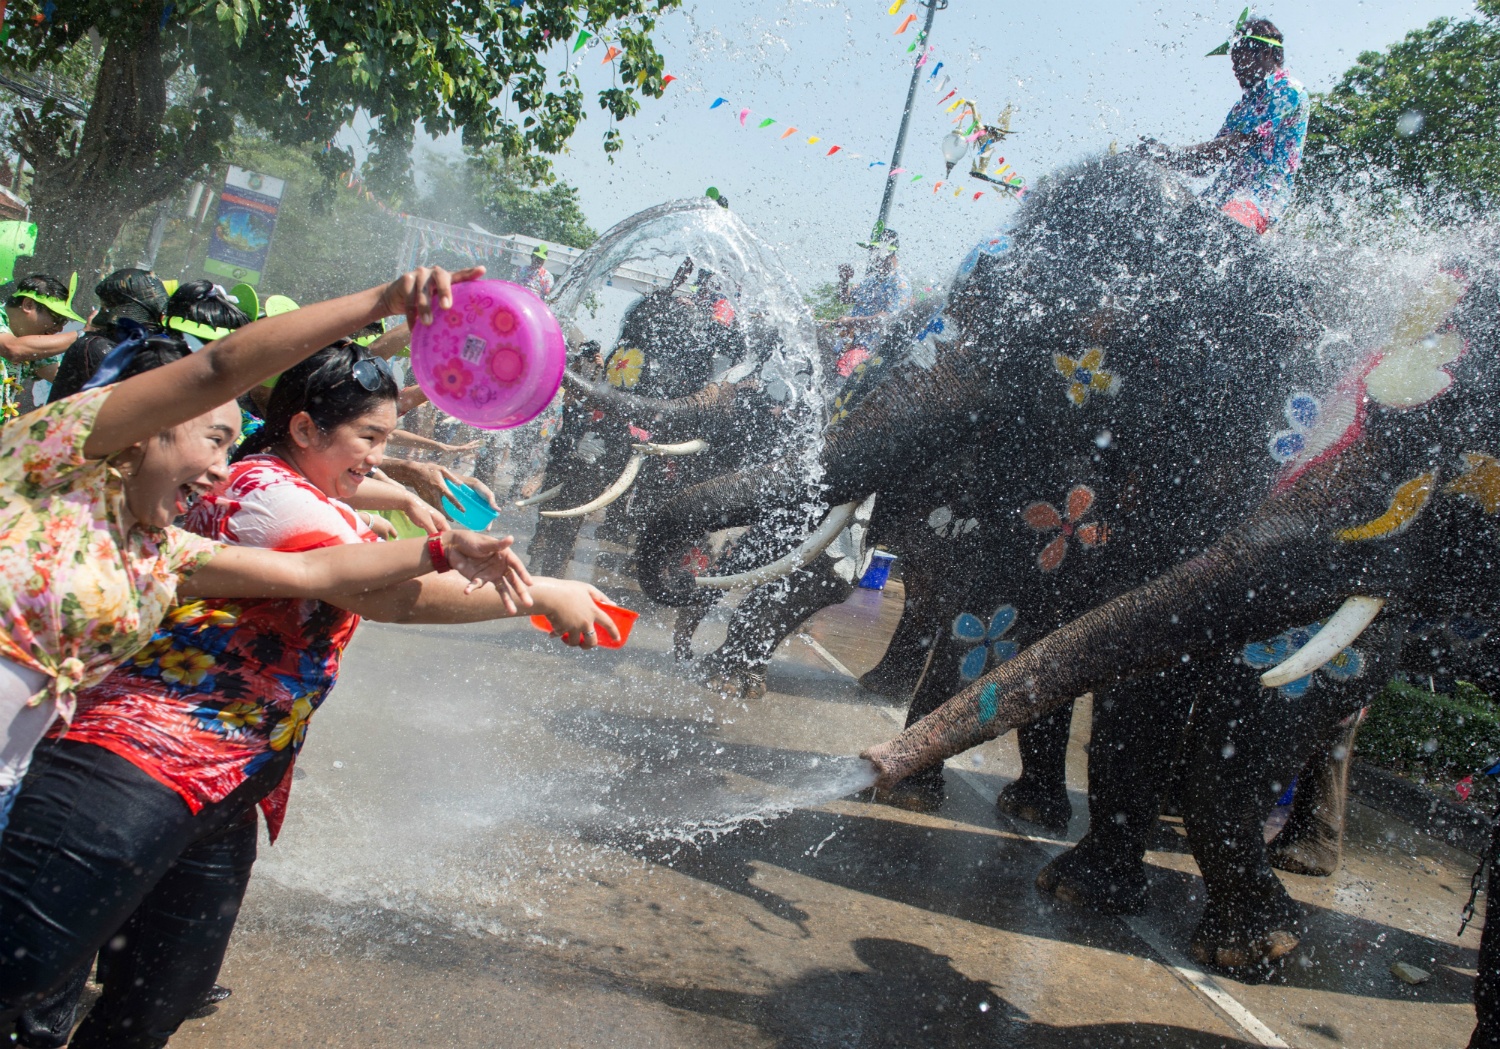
[166,280,250,331]
[1235,18,1284,66]
[233,341,399,463]
[116,332,192,382]
[5,273,70,317]
[94,268,168,331]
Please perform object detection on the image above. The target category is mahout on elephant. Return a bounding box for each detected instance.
[639,152,1493,968]
[860,240,1500,974]
[519,198,822,579]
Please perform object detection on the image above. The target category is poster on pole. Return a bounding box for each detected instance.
[203,166,285,286]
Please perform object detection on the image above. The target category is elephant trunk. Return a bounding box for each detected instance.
[562,370,740,432]
[862,477,1350,788]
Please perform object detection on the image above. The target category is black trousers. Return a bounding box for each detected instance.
[0,740,287,1048]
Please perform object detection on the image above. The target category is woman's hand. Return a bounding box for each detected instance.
[381,459,499,515]
[442,531,534,603]
[529,578,621,649]
[364,513,398,540]
[400,495,448,535]
[377,266,486,327]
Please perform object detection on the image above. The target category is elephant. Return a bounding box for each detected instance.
[859,248,1500,970]
[637,152,1489,967]
[519,198,824,579]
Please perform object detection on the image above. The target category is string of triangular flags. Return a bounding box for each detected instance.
[320,142,413,220]
[886,0,1028,193]
[701,92,1022,203]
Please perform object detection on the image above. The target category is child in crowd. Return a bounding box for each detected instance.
[0,274,82,417]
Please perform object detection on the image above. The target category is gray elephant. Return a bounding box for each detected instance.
[639,153,1486,968]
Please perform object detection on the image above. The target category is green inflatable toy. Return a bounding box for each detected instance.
[0,221,38,285]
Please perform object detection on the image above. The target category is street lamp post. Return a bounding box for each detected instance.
[871,0,947,239]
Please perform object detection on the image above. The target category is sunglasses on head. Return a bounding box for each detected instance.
[349,350,394,392]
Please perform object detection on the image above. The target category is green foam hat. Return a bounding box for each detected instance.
[229,283,259,320]
[167,315,233,343]
[531,243,549,261]
[14,271,86,324]
[1206,7,1282,56]
[263,294,299,318]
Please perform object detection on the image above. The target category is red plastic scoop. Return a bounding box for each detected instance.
[530,599,637,649]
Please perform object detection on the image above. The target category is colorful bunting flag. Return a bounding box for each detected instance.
[572,30,591,52]
[739,108,751,125]
[710,97,727,108]
[601,45,622,63]
[887,0,904,11]
[758,118,776,128]
[826,145,842,156]
[663,75,678,87]
[894,12,917,33]
[779,127,798,139]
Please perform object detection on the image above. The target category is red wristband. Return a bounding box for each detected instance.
[427,533,453,573]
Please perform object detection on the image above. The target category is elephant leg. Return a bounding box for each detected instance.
[1267,711,1362,877]
[996,705,1074,835]
[1036,676,1193,914]
[858,573,941,700]
[1182,686,1360,971]
[695,560,853,700]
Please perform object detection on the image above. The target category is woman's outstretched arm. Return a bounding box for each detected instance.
[82,267,484,460]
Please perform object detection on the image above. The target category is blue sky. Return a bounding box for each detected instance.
[422,1,1476,289]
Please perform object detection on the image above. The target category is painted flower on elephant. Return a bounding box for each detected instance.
[1363,273,1467,409]
[680,546,711,577]
[606,346,646,389]
[433,357,475,400]
[1446,452,1500,516]
[1242,624,1364,698]
[906,311,960,371]
[927,505,979,539]
[1053,347,1120,407]
[825,495,876,583]
[953,604,1019,682]
[1268,391,1321,463]
[1023,485,1108,572]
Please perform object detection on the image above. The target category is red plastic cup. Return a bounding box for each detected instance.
[530,599,638,649]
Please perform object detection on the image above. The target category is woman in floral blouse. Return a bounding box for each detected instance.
[0,342,615,1047]
[0,266,531,829]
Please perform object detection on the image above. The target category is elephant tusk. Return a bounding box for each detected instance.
[634,439,708,456]
[540,454,645,518]
[1260,596,1387,689]
[514,484,564,508]
[694,500,861,590]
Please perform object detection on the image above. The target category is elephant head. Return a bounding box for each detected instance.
[862,259,1500,787]
[539,199,823,519]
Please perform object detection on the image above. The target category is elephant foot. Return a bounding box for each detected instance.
[869,766,946,813]
[995,779,1072,835]
[1188,895,1303,972]
[1267,825,1342,878]
[1034,838,1148,915]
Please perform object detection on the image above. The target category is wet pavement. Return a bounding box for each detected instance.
[165,515,1486,1048]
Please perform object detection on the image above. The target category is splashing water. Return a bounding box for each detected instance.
[251,613,876,939]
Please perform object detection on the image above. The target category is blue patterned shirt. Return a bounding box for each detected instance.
[1203,68,1309,226]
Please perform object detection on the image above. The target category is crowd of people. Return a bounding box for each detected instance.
[0,264,621,1048]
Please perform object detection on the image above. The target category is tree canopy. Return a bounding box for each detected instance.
[415,151,597,249]
[1300,0,1500,223]
[2,0,679,287]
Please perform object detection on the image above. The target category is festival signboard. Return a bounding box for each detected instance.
[203,166,285,286]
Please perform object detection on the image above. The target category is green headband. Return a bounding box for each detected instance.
[13,271,85,324]
[1206,7,1282,56]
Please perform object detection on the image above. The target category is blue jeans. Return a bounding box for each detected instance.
[0,740,288,1048]
[0,779,18,838]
